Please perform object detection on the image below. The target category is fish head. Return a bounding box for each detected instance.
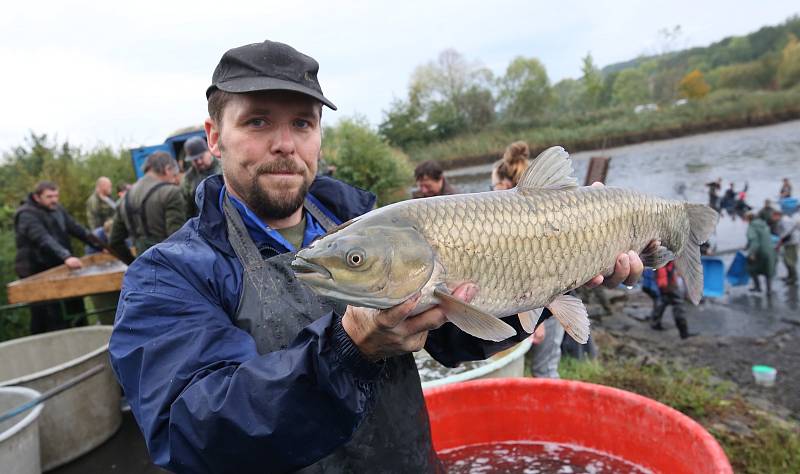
[291,217,435,309]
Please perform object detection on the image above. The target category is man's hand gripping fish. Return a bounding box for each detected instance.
[291,146,719,344]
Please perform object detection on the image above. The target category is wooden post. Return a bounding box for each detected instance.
[584,156,611,186]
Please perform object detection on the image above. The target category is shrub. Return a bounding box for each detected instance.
[323,118,413,206]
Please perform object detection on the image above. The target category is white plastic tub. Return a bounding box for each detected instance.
[419,338,533,389]
[0,327,121,471]
[0,386,44,474]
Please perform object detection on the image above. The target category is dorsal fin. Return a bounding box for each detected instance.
[517,146,579,192]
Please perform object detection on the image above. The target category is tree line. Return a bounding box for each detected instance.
[379,16,800,151]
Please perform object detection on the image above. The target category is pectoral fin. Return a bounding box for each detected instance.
[518,308,543,333]
[547,295,590,344]
[434,288,517,342]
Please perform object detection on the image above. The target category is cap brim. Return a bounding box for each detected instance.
[186,153,203,161]
[207,77,337,110]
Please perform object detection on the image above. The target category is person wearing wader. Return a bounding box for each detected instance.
[108,151,186,263]
[108,39,649,474]
[650,262,696,339]
[744,212,776,294]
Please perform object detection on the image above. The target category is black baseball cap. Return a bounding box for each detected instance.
[206,40,337,110]
[183,136,209,161]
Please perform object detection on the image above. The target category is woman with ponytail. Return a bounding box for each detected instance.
[491,140,531,190]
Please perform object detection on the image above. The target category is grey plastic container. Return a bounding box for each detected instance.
[0,386,44,474]
[0,327,121,471]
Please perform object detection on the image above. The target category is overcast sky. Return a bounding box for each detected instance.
[1,0,798,155]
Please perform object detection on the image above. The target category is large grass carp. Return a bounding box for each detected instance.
[291,147,718,343]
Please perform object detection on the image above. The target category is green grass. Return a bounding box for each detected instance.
[558,353,800,473]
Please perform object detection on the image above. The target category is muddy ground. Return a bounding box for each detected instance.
[593,277,800,422]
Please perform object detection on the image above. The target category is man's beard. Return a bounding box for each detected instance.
[221,143,312,220]
[248,158,312,219]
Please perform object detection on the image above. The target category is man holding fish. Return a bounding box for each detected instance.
[109,40,691,473]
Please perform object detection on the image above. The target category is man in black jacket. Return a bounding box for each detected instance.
[14,181,102,334]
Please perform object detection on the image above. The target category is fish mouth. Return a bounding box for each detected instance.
[291,257,333,280]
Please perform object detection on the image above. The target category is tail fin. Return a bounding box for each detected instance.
[675,203,719,304]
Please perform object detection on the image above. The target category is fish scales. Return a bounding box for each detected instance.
[389,186,687,316]
[292,146,717,343]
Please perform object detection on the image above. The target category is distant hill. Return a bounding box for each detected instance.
[602,15,800,76]
[379,14,800,159]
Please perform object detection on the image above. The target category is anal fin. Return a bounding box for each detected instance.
[641,245,675,269]
[547,295,590,344]
[433,288,517,342]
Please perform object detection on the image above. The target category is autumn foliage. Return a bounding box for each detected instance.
[679,70,711,100]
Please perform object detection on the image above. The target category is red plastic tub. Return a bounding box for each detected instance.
[424,378,732,473]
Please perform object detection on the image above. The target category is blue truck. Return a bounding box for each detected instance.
[129,127,207,178]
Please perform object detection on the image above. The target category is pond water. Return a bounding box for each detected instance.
[446,120,800,253]
[439,441,652,474]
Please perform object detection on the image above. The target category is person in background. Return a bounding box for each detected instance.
[649,262,696,339]
[744,212,776,294]
[758,199,778,233]
[720,183,737,217]
[641,268,660,307]
[705,178,722,211]
[492,164,515,191]
[780,178,792,199]
[86,176,116,230]
[773,209,798,285]
[491,141,530,191]
[412,160,457,198]
[109,151,186,263]
[14,181,103,333]
[529,315,564,378]
[115,182,131,204]
[181,136,222,218]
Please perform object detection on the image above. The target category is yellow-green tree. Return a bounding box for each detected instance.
[777,33,800,89]
[679,70,711,100]
[612,69,650,105]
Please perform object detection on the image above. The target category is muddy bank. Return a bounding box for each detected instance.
[434,107,800,170]
[593,281,800,421]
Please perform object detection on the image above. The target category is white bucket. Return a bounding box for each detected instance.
[0,386,45,474]
[420,338,533,389]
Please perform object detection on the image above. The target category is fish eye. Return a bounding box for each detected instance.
[346,248,366,268]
